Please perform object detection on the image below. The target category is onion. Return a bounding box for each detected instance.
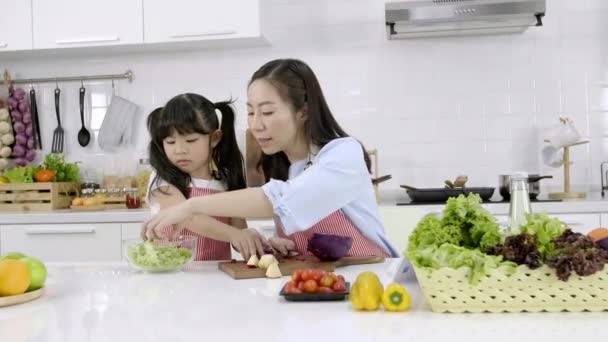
[25,125,33,137]
[7,98,17,109]
[13,88,26,100]
[25,150,36,162]
[14,158,27,166]
[13,145,25,157]
[26,137,34,149]
[18,102,28,112]
[11,111,22,122]
[13,122,25,133]
[15,134,27,146]
[22,113,32,124]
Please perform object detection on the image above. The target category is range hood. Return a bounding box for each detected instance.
[385,0,546,39]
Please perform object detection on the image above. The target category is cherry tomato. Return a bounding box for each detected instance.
[292,269,302,283]
[301,270,314,281]
[320,275,334,288]
[285,284,302,294]
[302,279,318,293]
[317,286,334,293]
[312,269,326,282]
[332,280,346,292]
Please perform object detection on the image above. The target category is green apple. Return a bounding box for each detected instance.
[18,256,47,291]
[0,252,27,260]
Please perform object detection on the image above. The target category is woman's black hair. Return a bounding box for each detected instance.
[147,94,245,198]
[249,58,371,181]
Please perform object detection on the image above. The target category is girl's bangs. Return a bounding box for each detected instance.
[152,100,211,140]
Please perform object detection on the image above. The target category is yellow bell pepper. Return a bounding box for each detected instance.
[382,283,411,312]
[349,272,384,311]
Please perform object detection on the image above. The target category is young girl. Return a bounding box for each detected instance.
[144,60,399,258]
[143,95,268,261]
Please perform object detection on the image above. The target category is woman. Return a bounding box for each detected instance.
[144,58,398,258]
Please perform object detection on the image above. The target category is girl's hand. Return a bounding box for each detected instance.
[268,237,297,256]
[230,228,269,261]
[143,201,194,240]
[140,222,181,241]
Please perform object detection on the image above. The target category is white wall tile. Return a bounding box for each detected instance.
[3,0,607,193]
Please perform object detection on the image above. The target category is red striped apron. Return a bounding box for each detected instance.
[276,210,390,257]
[161,187,232,261]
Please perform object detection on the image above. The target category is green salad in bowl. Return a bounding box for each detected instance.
[125,237,196,272]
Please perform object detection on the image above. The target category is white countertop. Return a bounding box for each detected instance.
[1,192,608,226]
[0,259,606,342]
[388,192,608,215]
[0,209,150,225]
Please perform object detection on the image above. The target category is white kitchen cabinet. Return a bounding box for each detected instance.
[143,0,263,44]
[120,223,141,261]
[0,0,33,51]
[494,213,600,234]
[32,0,143,49]
[0,223,122,262]
[601,213,608,228]
[379,206,429,253]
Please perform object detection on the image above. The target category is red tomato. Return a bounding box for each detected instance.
[329,273,338,282]
[284,280,296,288]
[317,286,334,293]
[301,270,314,281]
[285,284,302,294]
[302,279,318,293]
[332,280,346,292]
[320,275,334,288]
[292,270,302,283]
[34,169,55,183]
[298,281,305,291]
[312,269,325,282]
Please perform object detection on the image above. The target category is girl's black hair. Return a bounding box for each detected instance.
[147,94,245,198]
[249,58,371,181]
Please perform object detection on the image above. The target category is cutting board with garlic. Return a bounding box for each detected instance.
[218,254,385,280]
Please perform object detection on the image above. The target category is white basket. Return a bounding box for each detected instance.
[414,265,608,313]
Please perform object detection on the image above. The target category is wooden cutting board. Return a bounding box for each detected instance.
[218,255,385,279]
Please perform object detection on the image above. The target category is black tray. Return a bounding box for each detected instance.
[402,186,495,203]
[280,282,350,301]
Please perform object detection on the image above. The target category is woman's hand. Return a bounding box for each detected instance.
[268,237,297,256]
[143,200,194,240]
[230,228,270,261]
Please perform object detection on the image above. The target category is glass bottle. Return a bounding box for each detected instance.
[507,172,532,231]
[137,158,152,200]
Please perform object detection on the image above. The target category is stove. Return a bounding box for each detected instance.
[396,198,562,206]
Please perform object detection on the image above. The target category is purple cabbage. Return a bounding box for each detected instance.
[307,233,353,261]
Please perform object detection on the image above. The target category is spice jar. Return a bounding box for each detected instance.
[81,188,95,198]
[125,188,141,209]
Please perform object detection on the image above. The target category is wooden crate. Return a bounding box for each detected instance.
[0,182,80,211]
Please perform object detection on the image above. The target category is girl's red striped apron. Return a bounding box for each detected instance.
[276,210,390,257]
[161,187,232,261]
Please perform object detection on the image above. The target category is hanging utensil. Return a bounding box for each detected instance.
[372,174,392,185]
[51,85,64,153]
[77,83,91,147]
[29,84,42,149]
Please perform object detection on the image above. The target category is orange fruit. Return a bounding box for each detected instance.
[0,259,31,296]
